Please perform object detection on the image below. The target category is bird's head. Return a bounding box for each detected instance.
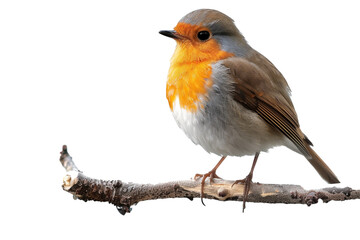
[160,9,250,64]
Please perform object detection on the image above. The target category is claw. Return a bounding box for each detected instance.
[231,178,245,188]
[195,170,222,206]
[231,173,253,212]
[231,152,260,212]
[194,156,227,206]
[242,173,253,212]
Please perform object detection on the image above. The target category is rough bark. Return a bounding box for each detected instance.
[60,145,359,215]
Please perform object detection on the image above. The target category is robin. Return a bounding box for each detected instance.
[159,9,339,211]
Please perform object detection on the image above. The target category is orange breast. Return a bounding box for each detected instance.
[166,26,233,112]
[167,59,212,112]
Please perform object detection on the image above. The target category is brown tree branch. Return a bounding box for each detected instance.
[60,145,359,215]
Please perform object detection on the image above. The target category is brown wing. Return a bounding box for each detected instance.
[222,57,339,183]
[247,50,295,109]
[222,57,312,158]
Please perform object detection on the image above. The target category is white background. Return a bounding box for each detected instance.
[1,0,359,239]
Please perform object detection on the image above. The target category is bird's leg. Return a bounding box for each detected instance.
[232,152,260,212]
[194,156,227,206]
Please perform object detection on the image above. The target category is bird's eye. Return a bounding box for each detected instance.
[197,31,210,41]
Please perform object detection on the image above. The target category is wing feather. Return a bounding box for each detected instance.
[221,57,339,183]
[223,58,310,157]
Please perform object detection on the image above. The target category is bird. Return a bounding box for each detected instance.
[159,9,339,211]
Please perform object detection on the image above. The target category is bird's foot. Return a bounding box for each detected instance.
[194,171,222,183]
[194,170,222,206]
[232,173,253,212]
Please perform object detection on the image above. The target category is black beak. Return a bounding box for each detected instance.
[159,30,182,39]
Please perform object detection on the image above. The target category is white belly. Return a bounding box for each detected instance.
[171,96,285,157]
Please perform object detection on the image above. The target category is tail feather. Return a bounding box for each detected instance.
[306,146,340,184]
